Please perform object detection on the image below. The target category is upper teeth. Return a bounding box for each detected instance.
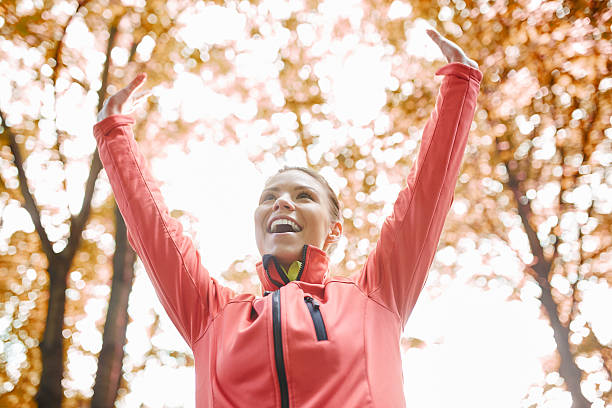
[270,219,302,232]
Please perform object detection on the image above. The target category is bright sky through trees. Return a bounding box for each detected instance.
[35,6,606,407]
[1,0,611,406]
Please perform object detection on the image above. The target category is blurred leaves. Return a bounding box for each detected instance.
[0,0,610,406]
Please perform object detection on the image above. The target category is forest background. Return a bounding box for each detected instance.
[0,0,610,407]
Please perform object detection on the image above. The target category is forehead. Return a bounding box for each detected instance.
[264,170,326,194]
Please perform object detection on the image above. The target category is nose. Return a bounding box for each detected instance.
[273,193,295,211]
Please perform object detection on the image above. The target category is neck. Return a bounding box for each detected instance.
[274,247,309,271]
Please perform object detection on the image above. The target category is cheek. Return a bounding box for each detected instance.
[254,209,265,235]
[307,208,330,240]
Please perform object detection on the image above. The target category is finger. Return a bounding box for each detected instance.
[427,29,455,53]
[129,73,147,90]
[427,30,462,61]
[109,74,147,108]
[426,29,451,57]
[426,29,449,60]
[132,93,152,107]
[426,29,444,45]
[133,91,153,101]
[123,73,148,98]
[122,106,135,116]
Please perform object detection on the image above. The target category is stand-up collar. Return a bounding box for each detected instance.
[256,245,329,292]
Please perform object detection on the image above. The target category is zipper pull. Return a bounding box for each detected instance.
[303,295,327,341]
[304,296,319,309]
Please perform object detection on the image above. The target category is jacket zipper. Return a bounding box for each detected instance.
[304,296,328,341]
[272,290,289,408]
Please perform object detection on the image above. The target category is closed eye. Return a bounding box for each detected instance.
[297,192,314,200]
[260,193,276,203]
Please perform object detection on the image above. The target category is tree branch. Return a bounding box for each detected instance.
[504,159,551,275]
[50,0,92,85]
[1,109,54,258]
[51,0,93,193]
[62,22,118,261]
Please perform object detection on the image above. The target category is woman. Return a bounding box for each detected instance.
[94,29,481,407]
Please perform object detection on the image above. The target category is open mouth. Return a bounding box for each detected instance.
[268,218,303,233]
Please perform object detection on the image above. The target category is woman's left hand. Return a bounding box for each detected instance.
[426,29,478,69]
[97,73,150,122]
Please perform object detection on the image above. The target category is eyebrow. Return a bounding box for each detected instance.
[261,185,318,194]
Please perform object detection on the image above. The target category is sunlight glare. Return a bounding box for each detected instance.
[179,5,246,48]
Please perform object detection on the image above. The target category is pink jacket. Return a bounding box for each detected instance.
[93,62,482,407]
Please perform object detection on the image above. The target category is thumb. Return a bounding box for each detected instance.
[108,74,147,110]
[100,74,148,119]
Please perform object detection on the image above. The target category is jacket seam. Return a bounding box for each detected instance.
[362,289,376,407]
[97,116,134,135]
[370,76,471,323]
[325,279,402,327]
[210,316,217,408]
[192,298,254,345]
[367,286,402,326]
[107,123,206,347]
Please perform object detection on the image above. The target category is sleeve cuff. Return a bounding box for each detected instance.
[435,62,483,83]
[93,114,135,140]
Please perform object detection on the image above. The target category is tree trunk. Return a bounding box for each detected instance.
[91,203,136,407]
[31,18,118,407]
[533,261,591,408]
[507,167,590,408]
[35,256,69,408]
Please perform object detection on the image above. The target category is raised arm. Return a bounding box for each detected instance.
[356,31,482,327]
[94,75,235,347]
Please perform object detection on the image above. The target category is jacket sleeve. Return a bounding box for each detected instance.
[93,115,236,348]
[356,62,482,327]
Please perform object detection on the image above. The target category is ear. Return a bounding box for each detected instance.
[323,221,343,250]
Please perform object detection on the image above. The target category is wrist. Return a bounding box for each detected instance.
[454,57,478,69]
[97,105,121,122]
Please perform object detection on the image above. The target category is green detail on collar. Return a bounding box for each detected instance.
[280,260,302,281]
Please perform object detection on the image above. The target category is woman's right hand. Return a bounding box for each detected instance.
[97,73,150,122]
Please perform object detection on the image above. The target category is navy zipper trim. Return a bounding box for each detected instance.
[262,255,285,288]
[272,257,291,284]
[263,245,309,287]
[272,290,289,408]
[304,296,328,341]
[294,245,308,281]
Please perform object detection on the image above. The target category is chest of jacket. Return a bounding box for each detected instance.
[192,279,404,407]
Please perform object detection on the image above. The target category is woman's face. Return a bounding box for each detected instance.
[254,170,339,267]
